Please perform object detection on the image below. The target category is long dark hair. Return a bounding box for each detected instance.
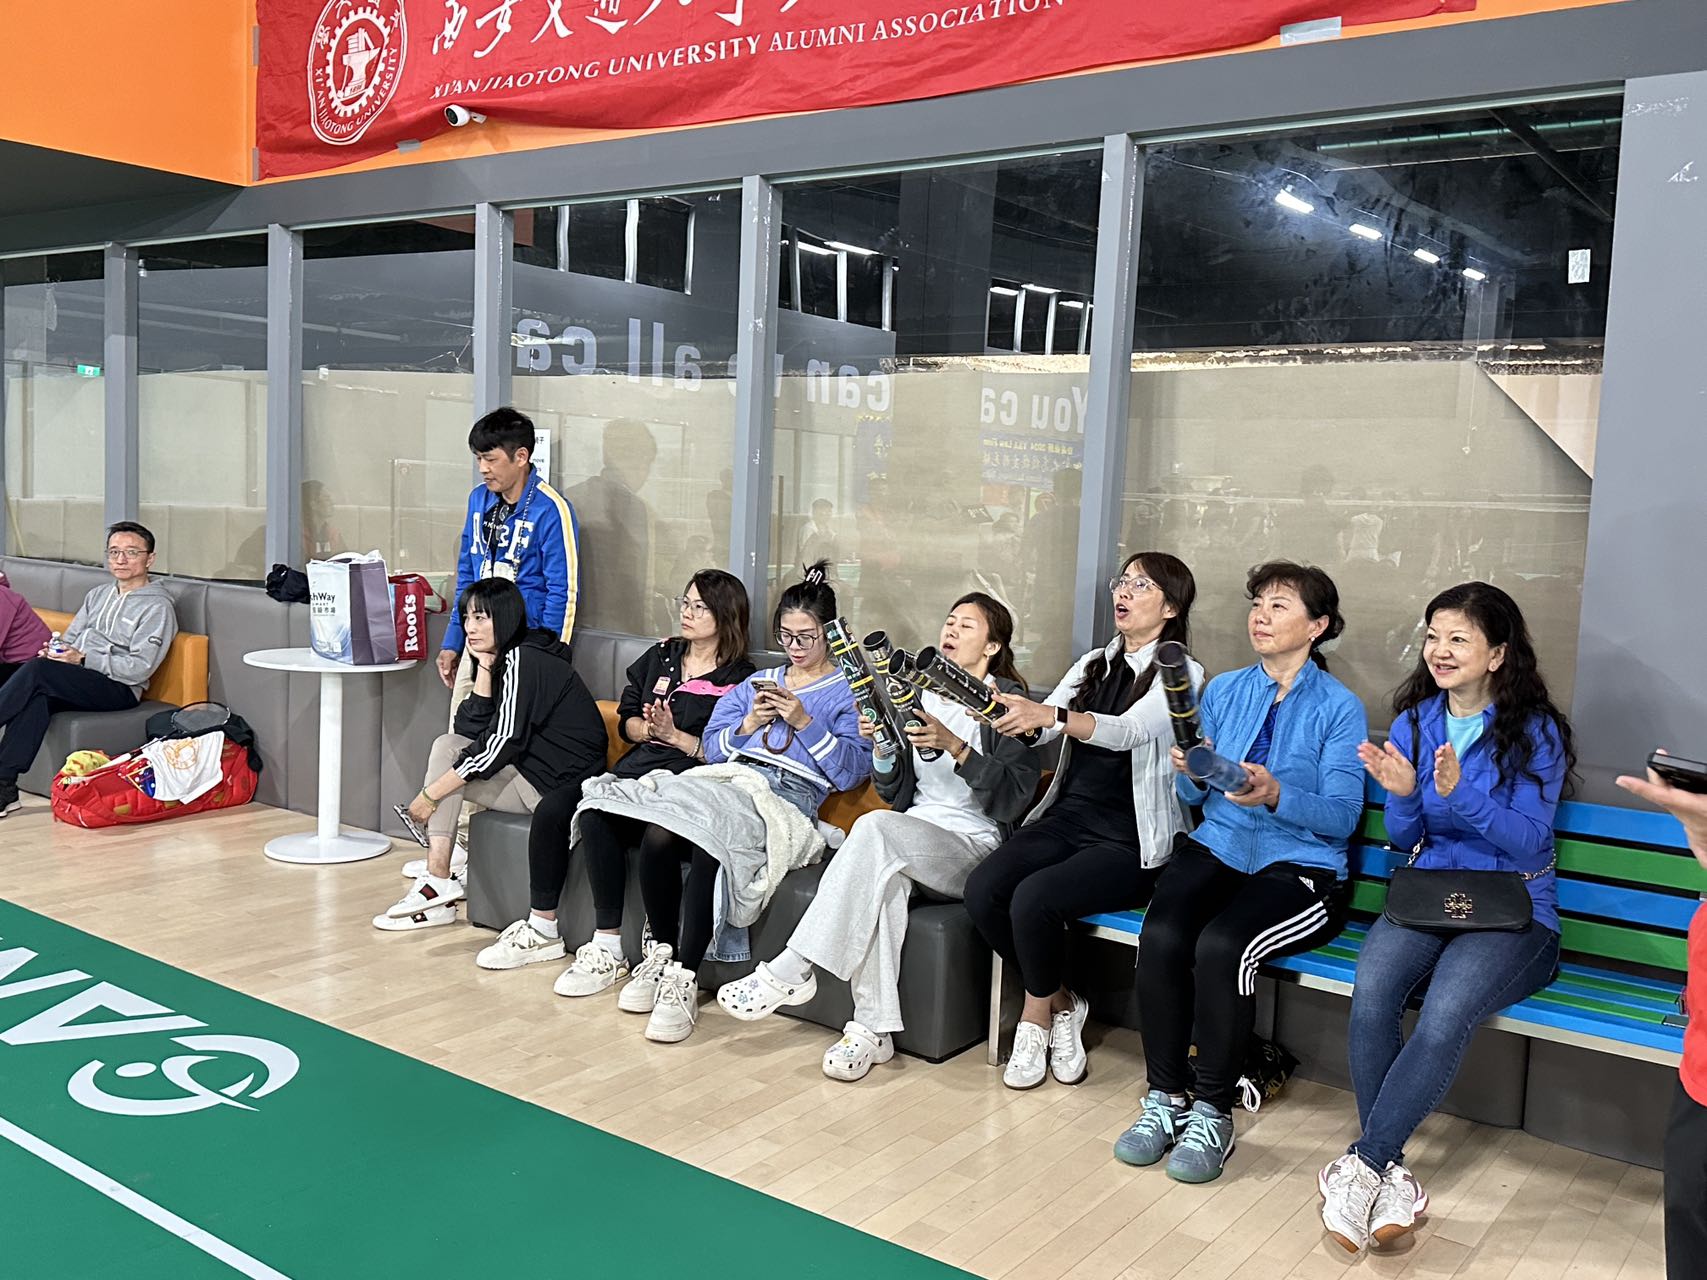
[1246,560,1345,671]
[1070,552,1196,714]
[771,560,838,635]
[950,591,1028,695]
[460,578,530,672]
[686,568,750,668]
[1392,581,1577,793]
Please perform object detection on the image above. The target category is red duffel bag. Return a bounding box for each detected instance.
[52,739,259,829]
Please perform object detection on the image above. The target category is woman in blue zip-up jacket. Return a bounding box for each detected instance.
[1319,582,1573,1256]
[1115,562,1367,1186]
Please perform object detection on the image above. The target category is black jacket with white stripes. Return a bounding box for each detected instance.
[452,631,608,797]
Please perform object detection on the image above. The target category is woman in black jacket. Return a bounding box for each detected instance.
[379,578,608,931]
[714,593,1040,1082]
[474,569,754,986]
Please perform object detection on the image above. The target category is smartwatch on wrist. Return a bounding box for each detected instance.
[1055,706,1070,727]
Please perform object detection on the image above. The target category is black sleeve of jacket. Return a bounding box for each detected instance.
[454,651,535,780]
[957,678,1043,825]
[562,669,613,780]
[453,687,496,740]
[617,643,666,744]
[871,746,916,810]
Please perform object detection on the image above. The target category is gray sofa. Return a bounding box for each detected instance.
[463,629,995,1063]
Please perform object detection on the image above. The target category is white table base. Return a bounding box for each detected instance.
[264,828,393,865]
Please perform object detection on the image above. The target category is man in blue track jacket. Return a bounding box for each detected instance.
[438,408,580,701]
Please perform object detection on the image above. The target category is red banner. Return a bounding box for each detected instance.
[257,0,1473,178]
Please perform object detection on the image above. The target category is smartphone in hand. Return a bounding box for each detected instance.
[1649,752,1707,795]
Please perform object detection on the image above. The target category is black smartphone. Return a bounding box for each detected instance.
[1648,752,1707,795]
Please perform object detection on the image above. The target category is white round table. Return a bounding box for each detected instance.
[243,647,419,865]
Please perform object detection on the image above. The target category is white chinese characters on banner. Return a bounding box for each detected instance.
[432,0,806,52]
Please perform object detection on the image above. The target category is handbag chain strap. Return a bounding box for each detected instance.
[1406,838,1555,880]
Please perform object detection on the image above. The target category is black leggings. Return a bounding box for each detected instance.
[637,838,720,973]
[530,795,695,928]
[962,807,1159,999]
[1136,836,1343,1114]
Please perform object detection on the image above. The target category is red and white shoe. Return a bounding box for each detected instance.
[385,875,465,919]
[372,903,458,931]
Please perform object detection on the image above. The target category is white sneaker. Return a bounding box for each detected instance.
[1048,991,1090,1084]
[372,904,458,931]
[617,940,674,1014]
[385,875,465,919]
[822,1021,894,1082]
[644,963,699,1043]
[401,842,468,880]
[475,919,566,970]
[1369,1162,1428,1248]
[1319,1153,1383,1254]
[1003,1021,1049,1090]
[554,940,630,997]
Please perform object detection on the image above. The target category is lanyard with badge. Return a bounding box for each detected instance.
[475,471,536,582]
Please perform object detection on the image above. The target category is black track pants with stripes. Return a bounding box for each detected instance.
[1136,835,1344,1113]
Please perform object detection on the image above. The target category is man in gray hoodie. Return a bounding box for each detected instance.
[0,521,178,815]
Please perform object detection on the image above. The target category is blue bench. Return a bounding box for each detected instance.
[987,784,1699,1071]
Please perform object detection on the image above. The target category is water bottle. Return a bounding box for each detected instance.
[47,630,66,657]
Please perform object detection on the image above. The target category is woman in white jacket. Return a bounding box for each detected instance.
[966,552,1202,1090]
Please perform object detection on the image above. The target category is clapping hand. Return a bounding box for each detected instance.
[1433,743,1462,798]
[1358,740,1417,797]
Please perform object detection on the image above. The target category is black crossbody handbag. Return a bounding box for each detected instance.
[1382,844,1551,934]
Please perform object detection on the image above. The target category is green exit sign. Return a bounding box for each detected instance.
[75,364,102,378]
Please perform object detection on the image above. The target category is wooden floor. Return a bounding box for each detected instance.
[0,799,1667,1279]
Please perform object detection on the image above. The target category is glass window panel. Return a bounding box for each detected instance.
[2,251,106,565]
[137,236,268,581]
[1124,98,1618,722]
[776,151,1100,682]
[511,190,738,636]
[301,218,476,576]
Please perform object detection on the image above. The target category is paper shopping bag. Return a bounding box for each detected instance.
[308,552,399,664]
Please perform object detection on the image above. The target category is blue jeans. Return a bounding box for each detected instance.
[1348,915,1559,1170]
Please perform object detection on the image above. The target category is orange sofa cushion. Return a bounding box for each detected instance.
[33,608,210,707]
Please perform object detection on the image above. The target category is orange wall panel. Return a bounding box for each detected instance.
[0,0,255,184]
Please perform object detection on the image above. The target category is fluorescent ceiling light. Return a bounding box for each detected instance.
[1274,191,1315,214]
[826,240,877,257]
[1462,267,1487,282]
[1058,300,1087,309]
[989,285,1020,297]
[1412,248,1441,265]
[1349,223,1383,241]
[796,242,836,257]
[1022,283,1060,294]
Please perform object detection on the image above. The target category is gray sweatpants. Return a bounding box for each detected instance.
[788,808,990,1034]
[425,732,540,841]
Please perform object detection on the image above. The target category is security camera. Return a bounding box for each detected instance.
[443,105,486,127]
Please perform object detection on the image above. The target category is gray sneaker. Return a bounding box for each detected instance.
[1113,1090,1185,1166]
[1165,1101,1236,1184]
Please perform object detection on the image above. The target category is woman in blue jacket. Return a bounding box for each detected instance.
[1320,582,1573,1255]
[1116,562,1367,1185]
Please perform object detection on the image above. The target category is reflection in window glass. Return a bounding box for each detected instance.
[138,236,268,581]
[776,152,1100,681]
[511,190,738,636]
[2,251,106,565]
[300,219,476,576]
[1123,99,1619,720]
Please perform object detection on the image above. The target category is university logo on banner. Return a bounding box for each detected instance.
[308,0,410,145]
[259,0,1477,177]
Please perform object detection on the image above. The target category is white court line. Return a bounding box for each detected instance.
[0,1113,292,1279]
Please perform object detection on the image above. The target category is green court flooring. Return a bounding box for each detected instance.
[0,900,971,1278]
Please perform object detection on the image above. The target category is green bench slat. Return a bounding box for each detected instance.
[1555,837,1707,894]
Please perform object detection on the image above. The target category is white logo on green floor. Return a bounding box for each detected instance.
[0,939,299,1118]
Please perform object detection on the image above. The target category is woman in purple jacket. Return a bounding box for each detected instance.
[1321,582,1574,1255]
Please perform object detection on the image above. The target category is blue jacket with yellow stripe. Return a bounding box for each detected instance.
[442,466,580,655]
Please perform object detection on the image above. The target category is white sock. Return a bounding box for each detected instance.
[426,873,459,892]
[528,913,559,940]
[1167,1093,1187,1107]
[593,930,624,960]
[768,948,813,986]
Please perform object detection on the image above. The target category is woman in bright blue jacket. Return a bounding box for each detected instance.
[1319,582,1573,1256]
[1116,562,1367,1186]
